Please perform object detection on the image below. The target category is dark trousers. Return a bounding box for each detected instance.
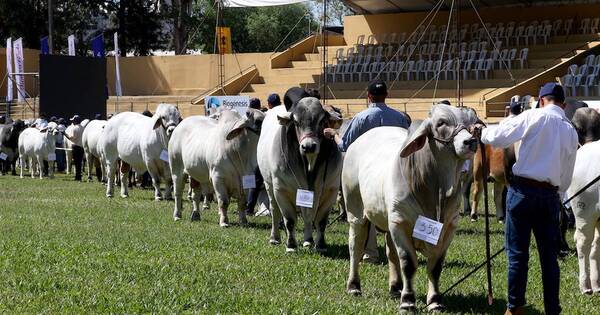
[72,145,84,181]
[245,167,264,214]
[56,146,66,172]
[505,182,561,314]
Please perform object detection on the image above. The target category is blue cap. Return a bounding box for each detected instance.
[509,99,522,114]
[249,97,261,109]
[267,93,281,106]
[538,82,565,103]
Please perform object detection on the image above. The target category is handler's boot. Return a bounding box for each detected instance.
[504,307,525,315]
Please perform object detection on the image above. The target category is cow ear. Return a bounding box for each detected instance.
[400,119,431,157]
[277,112,293,126]
[324,105,343,129]
[39,127,48,133]
[226,119,248,140]
[152,116,162,129]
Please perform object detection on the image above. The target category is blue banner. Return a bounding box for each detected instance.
[40,36,49,55]
[91,34,105,57]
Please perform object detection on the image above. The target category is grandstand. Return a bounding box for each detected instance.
[3,1,600,122]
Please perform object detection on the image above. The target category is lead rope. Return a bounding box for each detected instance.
[477,131,494,306]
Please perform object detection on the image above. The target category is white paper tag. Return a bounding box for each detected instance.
[159,150,169,162]
[0,152,7,160]
[242,175,256,189]
[461,159,471,173]
[412,215,443,245]
[296,189,314,208]
[47,153,56,161]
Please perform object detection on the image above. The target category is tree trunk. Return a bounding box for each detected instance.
[173,0,190,55]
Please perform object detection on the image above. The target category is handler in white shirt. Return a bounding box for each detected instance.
[474,83,578,315]
[64,115,85,181]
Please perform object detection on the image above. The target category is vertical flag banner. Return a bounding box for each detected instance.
[13,38,26,102]
[68,35,76,56]
[114,32,122,96]
[40,36,50,55]
[6,38,13,102]
[216,27,232,54]
[91,34,105,58]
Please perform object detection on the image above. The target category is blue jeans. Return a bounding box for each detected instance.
[505,182,561,315]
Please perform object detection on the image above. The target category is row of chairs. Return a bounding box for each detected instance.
[354,18,579,49]
[562,54,600,97]
[327,56,512,83]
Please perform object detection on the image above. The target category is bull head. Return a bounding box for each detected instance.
[400,104,478,159]
[277,97,341,171]
[152,103,182,137]
[225,109,266,140]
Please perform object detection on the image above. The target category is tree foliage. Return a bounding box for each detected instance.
[0,0,350,55]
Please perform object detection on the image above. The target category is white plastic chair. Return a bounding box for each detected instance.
[415,59,425,80]
[385,61,396,81]
[423,60,434,80]
[592,18,600,34]
[355,35,365,48]
[441,59,453,79]
[583,74,595,96]
[564,19,573,36]
[578,64,589,76]
[572,74,583,96]
[539,25,552,45]
[462,59,473,80]
[585,54,596,67]
[517,48,528,69]
[580,18,591,34]
[552,20,562,36]
[405,60,416,80]
[524,25,536,45]
[471,59,485,80]
[514,26,525,45]
[506,48,517,69]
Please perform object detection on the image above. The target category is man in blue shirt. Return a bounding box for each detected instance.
[324,79,411,263]
[325,80,411,151]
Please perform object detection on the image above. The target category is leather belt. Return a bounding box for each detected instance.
[512,176,558,191]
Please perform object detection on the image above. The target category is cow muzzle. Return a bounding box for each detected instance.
[453,130,477,158]
[298,133,320,171]
[165,122,177,137]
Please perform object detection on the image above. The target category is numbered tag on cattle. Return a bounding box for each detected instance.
[242,175,256,189]
[47,153,56,161]
[296,189,314,208]
[159,150,169,162]
[0,152,7,160]
[412,215,443,246]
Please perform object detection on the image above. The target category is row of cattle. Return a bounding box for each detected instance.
[2,90,600,310]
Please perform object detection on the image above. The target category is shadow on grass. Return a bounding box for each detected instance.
[438,293,544,314]
[456,227,505,236]
[322,242,350,260]
[247,221,272,230]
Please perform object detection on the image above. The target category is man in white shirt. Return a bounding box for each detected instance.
[474,83,578,315]
[64,115,85,181]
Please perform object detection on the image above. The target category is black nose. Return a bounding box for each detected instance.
[302,143,317,153]
[464,138,477,146]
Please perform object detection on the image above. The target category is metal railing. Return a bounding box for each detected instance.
[190,64,258,105]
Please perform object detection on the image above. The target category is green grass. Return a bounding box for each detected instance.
[0,174,598,314]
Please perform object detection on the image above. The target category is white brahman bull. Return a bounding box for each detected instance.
[342,104,479,312]
[169,109,265,225]
[257,92,342,253]
[82,119,107,182]
[102,104,181,199]
[567,140,600,295]
[17,122,60,179]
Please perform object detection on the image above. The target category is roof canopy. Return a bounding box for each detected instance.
[343,0,600,14]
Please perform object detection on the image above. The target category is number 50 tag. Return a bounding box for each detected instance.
[412,215,443,245]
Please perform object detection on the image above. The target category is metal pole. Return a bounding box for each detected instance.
[48,0,53,54]
[479,138,494,305]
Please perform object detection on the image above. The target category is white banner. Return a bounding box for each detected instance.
[224,0,307,7]
[68,35,76,56]
[114,32,122,97]
[13,38,25,102]
[205,95,249,116]
[6,38,13,102]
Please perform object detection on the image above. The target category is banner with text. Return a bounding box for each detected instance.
[13,38,25,102]
[205,96,249,116]
[114,32,122,96]
[6,38,13,102]
[68,35,76,56]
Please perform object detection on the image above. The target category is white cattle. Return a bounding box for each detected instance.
[342,104,479,311]
[169,109,265,226]
[567,140,600,295]
[17,122,60,179]
[101,104,181,199]
[82,119,107,182]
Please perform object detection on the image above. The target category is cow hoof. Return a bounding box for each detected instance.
[121,194,129,198]
[347,288,362,296]
[427,302,445,312]
[190,211,201,221]
[165,196,174,201]
[173,216,181,222]
[582,289,593,295]
[285,247,297,253]
[155,196,163,201]
[106,194,113,198]
[399,302,416,312]
[470,214,478,222]
[203,205,210,210]
[220,222,230,228]
[302,241,313,248]
[269,239,281,245]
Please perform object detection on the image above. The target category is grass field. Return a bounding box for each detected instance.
[1,174,598,314]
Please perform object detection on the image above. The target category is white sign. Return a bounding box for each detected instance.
[13,38,25,102]
[159,150,169,162]
[412,215,443,246]
[295,189,314,208]
[242,175,256,189]
[68,35,76,56]
[0,152,7,160]
[47,153,56,161]
[114,32,122,97]
[6,38,13,102]
[204,95,250,116]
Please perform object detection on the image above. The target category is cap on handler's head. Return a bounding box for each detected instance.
[249,97,261,109]
[368,79,387,97]
[70,115,82,124]
[439,99,451,105]
[267,93,281,106]
[509,99,523,114]
[538,82,565,104]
